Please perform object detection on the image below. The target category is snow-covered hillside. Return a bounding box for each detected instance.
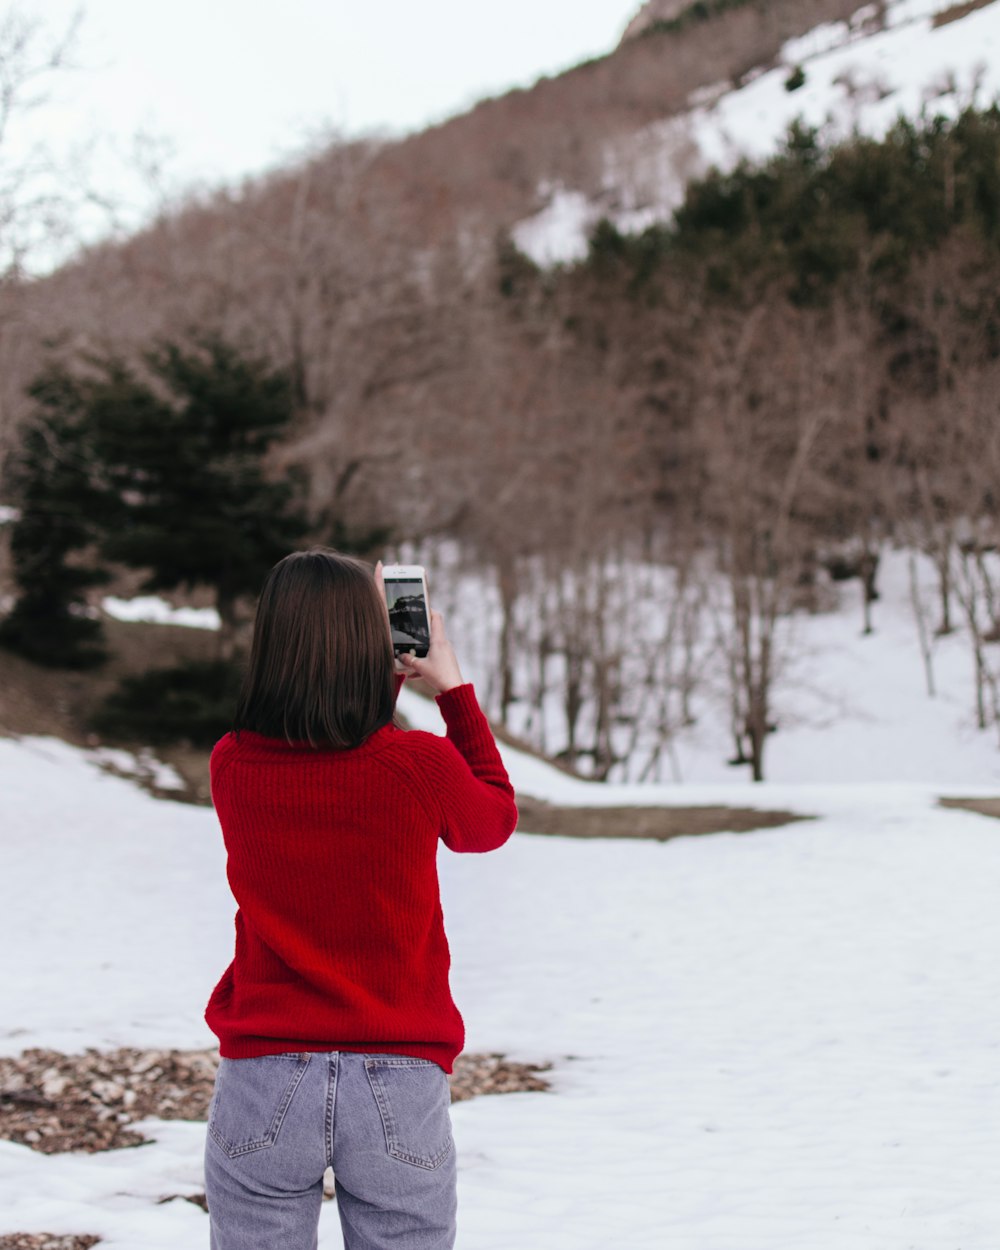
[415,543,1000,787]
[95,542,1000,787]
[2,716,999,1247]
[515,0,1000,264]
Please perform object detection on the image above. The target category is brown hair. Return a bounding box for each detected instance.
[233,548,395,748]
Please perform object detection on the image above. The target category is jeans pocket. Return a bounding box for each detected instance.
[364,1056,454,1170]
[208,1053,311,1159]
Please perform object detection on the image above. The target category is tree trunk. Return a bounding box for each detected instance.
[496,556,517,724]
[592,656,617,781]
[749,724,766,783]
[859,548,878,635]
[748,643,771,783]
[907,550,936,698]
[534,630,550,756]
[563,647,584,771]
[936,548,953,636]
[975,548,999,639]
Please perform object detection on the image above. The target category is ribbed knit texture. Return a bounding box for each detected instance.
[205,682,517,1073]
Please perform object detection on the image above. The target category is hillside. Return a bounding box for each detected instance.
[1,0,862,449]
[3,0,991,482]
[5,0,1000,787]
[517,0,1000,262]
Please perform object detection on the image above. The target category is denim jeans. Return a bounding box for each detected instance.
[204,1051,457,1250]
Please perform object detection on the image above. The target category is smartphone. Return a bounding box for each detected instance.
[382,564,431,658]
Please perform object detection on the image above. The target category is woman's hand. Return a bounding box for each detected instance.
[398,609,464,695]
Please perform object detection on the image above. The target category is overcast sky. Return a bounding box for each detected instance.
[23,0,643,201]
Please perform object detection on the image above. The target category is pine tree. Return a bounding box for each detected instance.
[83,337,309,657]
[2,337,309,671]
[0,367,109,667]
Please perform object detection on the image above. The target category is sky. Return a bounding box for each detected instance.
[19,1,644,211]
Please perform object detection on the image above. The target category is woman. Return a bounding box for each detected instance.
[203,548,517,1250]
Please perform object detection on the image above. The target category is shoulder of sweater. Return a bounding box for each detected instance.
[368,731,457,825]
[211,732,237,757]
[383,726,461,766]
[376,724,484,790]
[209,732,238,779]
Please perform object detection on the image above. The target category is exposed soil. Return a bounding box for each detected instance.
[0,613,218,742]
[0,1046,551,1156]
[933,0,996,31]
[449,1052,552,1101]
[515,794,810,840]
[0,1238,101,1250]
[0,613,219,803]
[939,796,1000,820]
[0,1047,219,1154]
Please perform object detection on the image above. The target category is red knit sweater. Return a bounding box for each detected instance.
[205,682,517,1073]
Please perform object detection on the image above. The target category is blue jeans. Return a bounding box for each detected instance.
[204,1051,457,1250]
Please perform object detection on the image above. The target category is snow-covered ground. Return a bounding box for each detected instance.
[102,596,221,631]
[2,707,999,1247]
[418,542,1000,787]
[515,0,1000,265]
[93,542,1000,785]
[97,543,1000,787]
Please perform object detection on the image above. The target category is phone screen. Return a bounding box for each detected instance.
[384,578,431,656]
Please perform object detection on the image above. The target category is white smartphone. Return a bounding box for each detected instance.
[382,564,431,658]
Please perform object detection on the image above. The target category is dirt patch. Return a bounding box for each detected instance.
[159,1192,209,1212]
[932,0,994,29]
[0,615,218,805]
[0,1238,100,1250]
[0,1047,218,1154]
[515,794,810,840]
[448,1053,551,1101]
[939,796,1000,820]
[0,616,218,743]
[0,1046,551,1156]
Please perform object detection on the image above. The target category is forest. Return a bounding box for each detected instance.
[4,103,1000,782]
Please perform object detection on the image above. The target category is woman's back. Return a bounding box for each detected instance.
[207,685,516,1072]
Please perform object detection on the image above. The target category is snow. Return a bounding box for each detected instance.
[2,693,1000,1245]
[513,0,1000,266]
[672,546,1000,787]
[511,188,595,266]
[90,746,187,792]
[102,596,221,630]
[0,736,230,1058]
[694,0,1000,170]
[418,543,1000,787]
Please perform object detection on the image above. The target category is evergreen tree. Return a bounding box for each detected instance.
[0,368,109,667]
[2,337,309,670]
[83,337,309,657]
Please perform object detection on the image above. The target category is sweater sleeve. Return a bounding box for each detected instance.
[417,683,517,853]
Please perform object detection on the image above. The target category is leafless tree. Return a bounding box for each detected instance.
[0,4,86,601]
[0,5,85,279]
[695,295,838,780]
